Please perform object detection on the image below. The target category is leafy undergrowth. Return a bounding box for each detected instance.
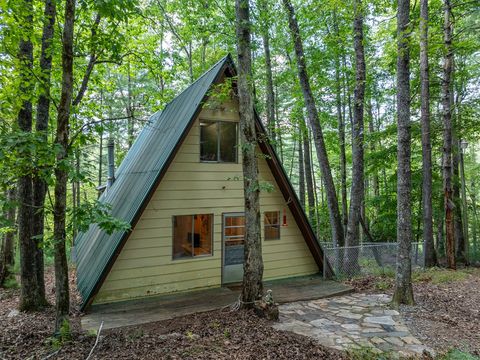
[412,268,471,284]
[438,349,480,360]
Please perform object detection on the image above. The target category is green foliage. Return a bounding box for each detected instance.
[73,201,130,235]
[438,349,480,360]
[49,319,72,350]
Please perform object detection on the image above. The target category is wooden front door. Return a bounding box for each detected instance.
[222,213,245,284]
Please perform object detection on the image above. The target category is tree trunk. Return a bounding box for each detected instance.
[442,0,455,270]
[420,0,437,267]
[392,0,414,306]
[298,131,305,209]
[344,0,366,271]
[471,179,478,258]
[32,0,56,305]
[17,0,42,312]
[53,0,75,331]
[333,12,348,241]
[303,129,316,223]
[0,188,17,287]
[258,0,276,144]
[282,0,344,247]
[453,140,465,262]
[235,0,264,307]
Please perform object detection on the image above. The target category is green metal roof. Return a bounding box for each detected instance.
[75,55,234,310]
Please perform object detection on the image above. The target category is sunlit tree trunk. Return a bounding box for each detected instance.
[235,0,264,306]
[392,0,414,306]
[303,128,315,223]
[298,131,305,208]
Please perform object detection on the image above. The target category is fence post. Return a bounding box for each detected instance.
[323,251,327,280]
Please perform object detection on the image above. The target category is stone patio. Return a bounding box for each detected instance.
[273,293,434,357]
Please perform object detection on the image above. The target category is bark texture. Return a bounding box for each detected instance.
[258,0,276,144]
[53,0,75,330]
[344,0,366,266]
[283,0,344,247]
[0,188,17,286]
[298,131,305,209]
[17,0,42,312]
[32,0,57,306]
[392,0,414,306]
[235,0,264,306]
[303,129,316,223]
[420,0,437,267]
[442,0,455,270]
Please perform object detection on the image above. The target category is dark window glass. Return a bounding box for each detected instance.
[200,122,218,161]
[219,122,237,162]
[264,211,280,240]
[173,214,213,259]
[200,121,237,163]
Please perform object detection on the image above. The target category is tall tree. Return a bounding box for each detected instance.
[344,0,366,263]
[235,0,264,306]
[303,127,316,223]
[392,0,414,306]
[298,131,305,208]
[442,0,455,270]
[16,0,43,311]
[282,0,344,248]
[53,0,76,330]
[32,0,57,306]
[420,0,437,267]
[258,0,276,143]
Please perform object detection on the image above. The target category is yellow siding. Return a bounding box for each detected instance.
[94,98,318,305]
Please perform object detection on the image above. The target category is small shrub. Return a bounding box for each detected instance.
[438,349,479,360]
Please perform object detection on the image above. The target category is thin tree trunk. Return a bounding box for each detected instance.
[258,0,276,144]
[53,0,75,330]
[283,0,344,247]
[303,128,315,222]
[344,0,366,268]
[0,188,17,286]
[471,179,478,258]
[32,0,56,305]
[333,12,348,238]
[298,131,305,209]
[420,0,436,267]
[453,140,465,262]
[442,0,455,270]
[392,0,414,306]
[235,0,264,306]
[17,0,42,312]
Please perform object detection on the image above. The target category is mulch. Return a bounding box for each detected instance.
[0,268,346,360]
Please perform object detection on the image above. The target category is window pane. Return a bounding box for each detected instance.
[219,122,237,162]
[193,214,213,256]
[200,122,218,161]
[173,215,193,259]
[264,211,280,240]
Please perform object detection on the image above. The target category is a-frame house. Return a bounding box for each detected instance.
[76,55,332,311]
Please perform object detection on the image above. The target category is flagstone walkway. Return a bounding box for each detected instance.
[273,293,434,357]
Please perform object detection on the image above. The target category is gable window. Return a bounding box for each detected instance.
[200,121,237,162]
[173,214,213,259]
[264,211,280,240]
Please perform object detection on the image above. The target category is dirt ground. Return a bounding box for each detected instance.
[1,267,479,359]
[0,268,346,360]
[347,267,480,356]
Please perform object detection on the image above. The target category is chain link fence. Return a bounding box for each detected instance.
[321,242,425,279]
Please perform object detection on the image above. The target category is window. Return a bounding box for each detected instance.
[200,121,237,162]
[264,211,280,240]
[173,214,213,259]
